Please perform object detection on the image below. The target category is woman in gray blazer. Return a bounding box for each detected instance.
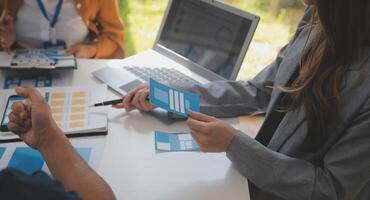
[118,0,370,199]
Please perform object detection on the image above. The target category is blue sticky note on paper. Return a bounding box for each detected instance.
[76,148,92,163]
[0,147,5,159]
[155,131,199,152]
[8,147,44,174]
[150,79,200,117]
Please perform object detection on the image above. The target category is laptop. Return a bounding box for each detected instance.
[93,0,259,95]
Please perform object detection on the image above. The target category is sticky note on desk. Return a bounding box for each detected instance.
[150,78,200,117]
[155,131,199,152]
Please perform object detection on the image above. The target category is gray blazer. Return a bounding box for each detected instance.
[172,7,370,200]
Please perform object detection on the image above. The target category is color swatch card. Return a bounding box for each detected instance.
[150,78,200,117]
[0,85,108,141]
[0,49,76,69]
[0,138,105,174]
[155,131,199,152]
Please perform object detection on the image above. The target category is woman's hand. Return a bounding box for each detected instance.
[64,43,98,58]
[186,110,236,152]
[112,83,154,112]
[7,87,63,151]
[0,15,16,53]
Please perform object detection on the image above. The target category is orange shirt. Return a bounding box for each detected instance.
[4,0,125,58]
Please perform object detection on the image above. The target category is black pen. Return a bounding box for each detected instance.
[90,96,150,107]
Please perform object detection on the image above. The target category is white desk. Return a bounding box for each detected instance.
[0,59,262,200]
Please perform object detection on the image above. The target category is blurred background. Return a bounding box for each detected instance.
[119,0,305,80]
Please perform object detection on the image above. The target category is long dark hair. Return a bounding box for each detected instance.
[282,0,370,152]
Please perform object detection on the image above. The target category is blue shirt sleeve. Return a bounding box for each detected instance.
[0,168,82,200]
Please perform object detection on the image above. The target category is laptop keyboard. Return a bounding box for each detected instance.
[124,66,200,84]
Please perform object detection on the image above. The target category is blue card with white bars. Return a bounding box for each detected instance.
[149,78,200,117]
[155,131,199,152]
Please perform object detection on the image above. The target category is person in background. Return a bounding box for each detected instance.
[116,0,370,199]
[0,0,124,59]
[2,87,115,200]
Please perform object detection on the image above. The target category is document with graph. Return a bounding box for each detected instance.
[149,78,200,117]
[0,85,108,142]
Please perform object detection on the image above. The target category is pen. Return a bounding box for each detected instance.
[90,96,150,107]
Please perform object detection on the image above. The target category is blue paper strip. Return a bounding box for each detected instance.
[150,79,200,117]
[8,147,44,174]
[0,147,5,159]
[76,148,92,163]
[155,131,199,152]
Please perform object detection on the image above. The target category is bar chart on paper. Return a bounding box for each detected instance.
[0,85,108,141]
[0,138,104,174]
[48,90,89,130]
[150,79,200,117]
[155,131,199,152]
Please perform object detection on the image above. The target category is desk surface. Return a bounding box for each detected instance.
[0,59,264,200]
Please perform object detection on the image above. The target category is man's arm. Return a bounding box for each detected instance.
[7,87,115,200]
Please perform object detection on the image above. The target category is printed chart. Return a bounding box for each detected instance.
[150,78,200,117]
[47,90,89,130]
[0,138,105,174]
[155,131,199,152]
[3,74,52,89]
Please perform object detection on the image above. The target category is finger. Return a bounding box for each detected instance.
[15,87,44,103]
[64,45,79,56]
[8,113,25,126]
[11,102,26,117]
[138,89,152,110]
[190,131,207,152]
[131,89,143,108]
[123,92,134,112]
[7,122,26,135]
[188,110,217,122]
[112,103,125,109]
[186,118,207,132]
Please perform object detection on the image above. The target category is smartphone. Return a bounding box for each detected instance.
[0,95,25,132]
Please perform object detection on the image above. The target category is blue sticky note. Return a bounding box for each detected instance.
[155,131,199,152]
[76,148,91,163]
[0,147,5,159]
[150,79,200,117]
[8,147,44,174]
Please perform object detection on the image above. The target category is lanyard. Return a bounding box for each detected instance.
[36,0,64,44]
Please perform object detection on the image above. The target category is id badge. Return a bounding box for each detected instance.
[43,40,67,50]
[44,28,66,49]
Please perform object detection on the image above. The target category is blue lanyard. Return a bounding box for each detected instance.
[36,0,64,28]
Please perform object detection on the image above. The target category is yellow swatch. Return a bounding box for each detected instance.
[51,100,65,106]
[72,99,86,105]
[51,93,65,99]
[53,115,63,122]
[72,91,86,98]
[51,107,64,114]
[70,114,85,121]
[69,121,85,129]
[71,107,85,113]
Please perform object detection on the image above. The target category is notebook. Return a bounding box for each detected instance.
[0,85,108,142]
[0,49,77,70]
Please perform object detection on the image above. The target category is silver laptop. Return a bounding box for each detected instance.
[93,0,259,95]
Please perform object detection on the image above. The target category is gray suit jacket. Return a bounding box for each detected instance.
[171,7,370,200]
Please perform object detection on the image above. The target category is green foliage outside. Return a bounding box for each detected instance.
[119,0,305,80]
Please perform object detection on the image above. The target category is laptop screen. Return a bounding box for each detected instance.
[158,0,254,79]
